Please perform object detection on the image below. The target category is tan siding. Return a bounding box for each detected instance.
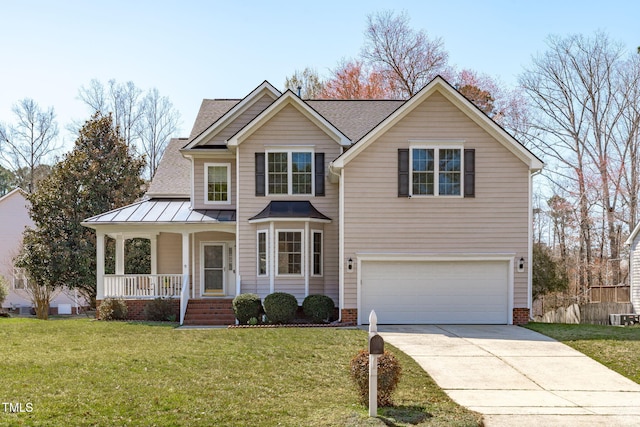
[342,91,531,309]
[157,233,182,274]
[193,157,236,210]
[631,240,640,311]
[237,104,340,304]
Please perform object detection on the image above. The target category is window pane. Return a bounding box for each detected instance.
[258,232,267,276]
[312,232,322,276]
[278,231,302,275]
[292,152,312,194]
[268,153,288,194]
[439,149,461,195]
[207,165,228,202]
[412,149,434,195]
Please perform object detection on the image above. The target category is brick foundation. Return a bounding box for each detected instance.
[96,299,180,321]
[341,308,357,324]
[512,307,530,325]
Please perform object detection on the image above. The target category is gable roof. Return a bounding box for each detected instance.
[331,76,544,172]
[146,138,191,198]
[227,90,351,148]
[0,187,27,205]
[185,81,280,149]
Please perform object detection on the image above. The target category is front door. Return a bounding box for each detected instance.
[202,243,225,296]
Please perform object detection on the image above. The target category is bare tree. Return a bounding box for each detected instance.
[0,99,59,193]
[520,32,637,289]
[284,67,325,98]
[362,10,449,98]
[136,88,181,180]
[78,79,144,147]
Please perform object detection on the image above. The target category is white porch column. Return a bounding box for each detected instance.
[115,235,125,275]
[304,221,310,297]
[182,232,190,278]
[150,235,158,275]
[96,231,105,300]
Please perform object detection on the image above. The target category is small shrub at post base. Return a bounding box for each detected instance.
[350,349,402,407]
[263,292,298,324]
[302,294,334,323]
[144,297,175,321]
[97,297,128,321]
[232,293,262,324]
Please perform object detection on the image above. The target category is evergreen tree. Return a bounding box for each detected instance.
[16,113,145,314]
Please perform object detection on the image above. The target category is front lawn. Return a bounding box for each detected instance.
[525,323,640,383]
[0,319,480,426]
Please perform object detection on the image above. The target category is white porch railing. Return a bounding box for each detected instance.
[104,274,183,298]
[179,273,189,325]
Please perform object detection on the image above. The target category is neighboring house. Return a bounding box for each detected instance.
[82,76,543,326]
[624,227,640,313]
[0,188,86,314]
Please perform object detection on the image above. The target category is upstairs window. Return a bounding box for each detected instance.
[411,147,462,196]
[267,151,313,195]
[205,163,230,204]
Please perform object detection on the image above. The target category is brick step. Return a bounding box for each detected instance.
[183,299,236,326]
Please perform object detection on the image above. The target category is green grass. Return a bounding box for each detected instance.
[0,318,480,426]
[525,323,640,383]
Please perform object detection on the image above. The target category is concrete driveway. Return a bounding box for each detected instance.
[377,325,640,426]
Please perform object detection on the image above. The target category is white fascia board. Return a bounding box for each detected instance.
[184,81,281,149]
[228,91,351,148]
[626,222,640,246]
[355,252,516,262]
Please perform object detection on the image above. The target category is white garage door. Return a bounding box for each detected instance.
[360,260,509,324]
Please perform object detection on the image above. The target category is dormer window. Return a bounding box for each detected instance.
[205,163,231,204]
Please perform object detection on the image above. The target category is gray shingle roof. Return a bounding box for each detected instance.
[146,138,191,197]
[149,95,404,198]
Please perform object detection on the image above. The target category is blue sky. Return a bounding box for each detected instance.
[1,0,638,151]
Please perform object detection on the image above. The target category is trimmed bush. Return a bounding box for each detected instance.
[263,292,298,324]
[97,297,128,321]
[232,293,262,324]
[144,297,176,321]
[302,294,334,323]
[350,349,402,407]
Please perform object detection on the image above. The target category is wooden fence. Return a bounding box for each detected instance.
[587,285,630,303]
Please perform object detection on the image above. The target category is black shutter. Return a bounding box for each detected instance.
[315,152,325,196]
[464,149,475,198]
[255,152,265,196]
[398,148,409,197]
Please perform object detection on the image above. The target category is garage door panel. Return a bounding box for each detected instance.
[361,260,509,324]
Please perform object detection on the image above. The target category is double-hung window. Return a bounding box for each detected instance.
[411,147,462,196]
[277,231,303,275]
[267,150,313,195]
[257,231,268,276]
[205,163,230,204]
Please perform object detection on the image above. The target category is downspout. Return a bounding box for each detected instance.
[337,164,344,323]
[528,169,542,320]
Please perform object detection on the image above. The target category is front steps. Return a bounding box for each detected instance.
[182,299,235,326]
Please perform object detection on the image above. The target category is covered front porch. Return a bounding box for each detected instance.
[82,199,237,324]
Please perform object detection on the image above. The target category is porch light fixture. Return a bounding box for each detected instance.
[347,258,353,272]
[517,257,525,272]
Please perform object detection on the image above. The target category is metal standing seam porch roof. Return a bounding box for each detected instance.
[82,199,236,225]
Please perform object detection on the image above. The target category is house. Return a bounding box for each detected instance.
[0,188,85,314]
[624,227,640,313]
[82,76,543,325]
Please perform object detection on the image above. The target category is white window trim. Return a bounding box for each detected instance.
[266,149,315,196]
[409,143,464,198]
[204,162,231,205]
[275,228,304,277]
[311,230,323,277]
[257,230,268,277]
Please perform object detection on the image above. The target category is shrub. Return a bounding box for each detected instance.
[144,297,176,321]
[350,349,402,407]
[302,294,334,323]
[97,297,128,321]
[232,293,262,324]
[0,275,8,307]
[263,292,298,324]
